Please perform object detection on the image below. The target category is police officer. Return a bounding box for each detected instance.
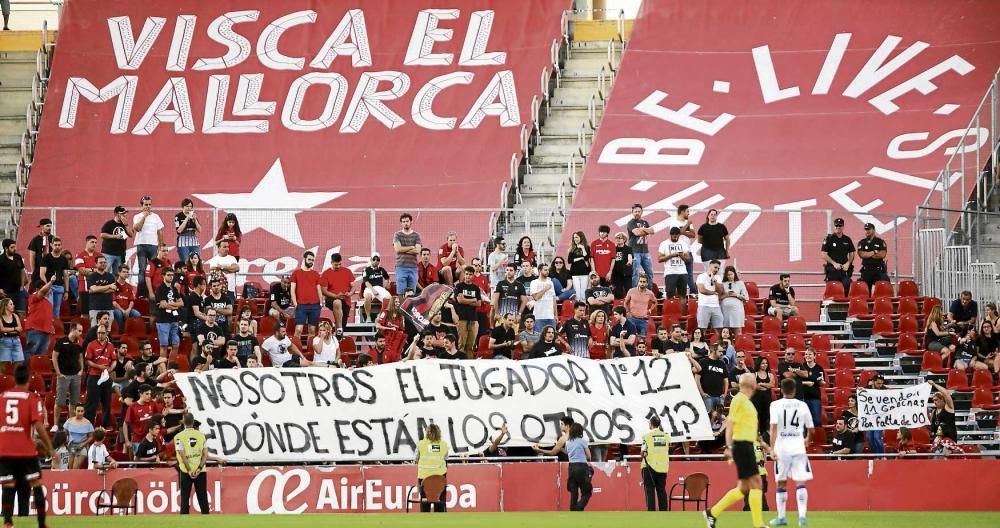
[415,424,450,512]
[641,416,670,511]
[821,218,854,294]
[857,222,889,293]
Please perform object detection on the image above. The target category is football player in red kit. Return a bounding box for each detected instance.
[0,365,53,528]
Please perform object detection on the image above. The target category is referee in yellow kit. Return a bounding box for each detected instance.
[704,373,765,528]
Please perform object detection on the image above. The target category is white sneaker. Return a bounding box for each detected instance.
[49,424,58,433]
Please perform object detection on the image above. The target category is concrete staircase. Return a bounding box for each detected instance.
[499,38,621,263]
[0,50,36,214]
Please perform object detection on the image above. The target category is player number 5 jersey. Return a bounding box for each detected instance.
[769,398,813,456]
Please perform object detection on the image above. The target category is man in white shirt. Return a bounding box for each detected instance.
[206,240,240,299]
[696,259,725,331]
[132,196,164,297]
[529,262,557,330]
[261,326,311,367]
[487,237,509,289]
[658,226,691,307]
[769,378,815,527]
[666,204,698,295]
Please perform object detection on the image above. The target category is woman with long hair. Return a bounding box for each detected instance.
[567,231,592,302]
[974,320,999,372]
[175,198,202,263]
[414,423,450,512]
[64,404,94,469]
[752,356,774,435]
[514,236,536,269]
[312,320,341,366]
[986,303,999,329]
[375,296,406,362]
[528,325,560,359]
[549,258,575,301]
[840,394,865,453]
[534,418,593,511]
[697,208,730,270]
[924,304,955,365]
[721,265,749,334]
[0,297,23,374]
[611,232,633,299]
[689,327,709,358]
[184,252,205,285]
[214,213,243,260]
[588,310,609,360]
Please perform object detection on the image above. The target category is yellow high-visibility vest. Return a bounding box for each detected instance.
[641,429,670,474]
[416,439,449,479]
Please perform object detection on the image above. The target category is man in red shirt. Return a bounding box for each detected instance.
[291,250,322,339]
[123,384,162,458]
[112,266,140,334]
[320,253,355,330]
[437,231,465,286]
[144,244,172,300]
[470,257,491,330]
[417,248,439,291]
[23,277,55,360]
[591,225,615,285]
[72,234,100,313]
[83,324,117,428]
[0,365,53,528]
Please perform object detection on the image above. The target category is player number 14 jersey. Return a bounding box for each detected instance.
[769,398,813,456]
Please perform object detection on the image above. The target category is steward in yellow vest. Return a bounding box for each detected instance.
[414,424,450,513]
[641,416,670,511]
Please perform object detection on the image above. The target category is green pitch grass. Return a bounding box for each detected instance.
[50,511,1000,528]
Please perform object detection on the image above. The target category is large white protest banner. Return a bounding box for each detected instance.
[174,355,712,462]
[857,383,932,431]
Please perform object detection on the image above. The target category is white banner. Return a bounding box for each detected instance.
[857,383,932,431]
[175,355,713,462]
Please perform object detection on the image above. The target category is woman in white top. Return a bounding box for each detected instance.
[720,265,749,334]
[312,320,341,366]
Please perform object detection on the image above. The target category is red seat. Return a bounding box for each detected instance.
[259,316,278,336]
[834,370,855,389]
[815,350,831,370]
[872,297,894,317]
[871,315,895,337]
[858,370,878,387]
[760,334,782,352]
[972,369,998,391]
[745,281,760,300]
[921,351,946,372]
[848,280,870,299]
[742,316,757,335]
[475,335,492,359]
[896,332,920,353]
[744,299,758,317]
[921,297,940,316]
[29,355,54,380]
[897,314,919,335]
[835,351,856,370]
[946,369,972,391]
[897,297,919,317]
[823,281,846,300]
[761,316,781,336]
[847,297,870,319]
[811,334,832,352]
[910,427,931,444]
[897,280,919,299]
[872,281,894,299]
[735,334,756,353]
[661,298,683,319]
[833,388,851,407]
[558,300,574,321]
[785,316,807,335]
[785,333,807,351]
[27,374,45,394]
[125,317,148,337]
[971,388,1000,410]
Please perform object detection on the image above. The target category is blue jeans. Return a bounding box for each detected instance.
[552,278,576,302]
[177,245,200,264]
[156,322,180,347]
[632,251,654,287]
[805,398,822,429]
[866,430,884,454]
[685,257,696,295]
[395,266,417,295]
[535,318,558,332]
[703,395,724,413]
[628,317,649,339]
[114,308,141,334]
[48,284,65,319]
[14,289,27,313]
[135,244,158,296]
[25,330,50,362]
[68,274,79,299]
[104,254,123,275]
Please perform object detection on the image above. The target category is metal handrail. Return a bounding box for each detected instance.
[587,94,596,129]
[577,122,588,157]
[498,182,508,211]
[550,38,559,70]
[509,153,518,186]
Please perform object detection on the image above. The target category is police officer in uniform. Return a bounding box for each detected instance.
[641,416,670,511]
[415,424,450,512]
[821,218,854,294]
[856,222,889,293]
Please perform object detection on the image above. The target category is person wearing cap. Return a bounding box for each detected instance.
[856,223,889,293]
[626,204,655,288]
[26,217,53,283]
[100,206,133,275]
[0,239,28,313]
[133,196,165,298]
[821,218,855,295]
[362,253,391,322]
[658,226,692,308]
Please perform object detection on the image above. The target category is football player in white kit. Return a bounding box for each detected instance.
[768,378,815,526]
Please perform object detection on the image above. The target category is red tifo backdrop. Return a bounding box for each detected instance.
[19,0,566,270]
[38,460,1000,515]
[563,0,1000,278]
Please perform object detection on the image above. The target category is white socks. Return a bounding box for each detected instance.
[796,486,808,520]
[775,487,787,519]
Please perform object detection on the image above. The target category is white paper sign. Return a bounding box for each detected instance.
[857,383,932,431]
[175,355,713,462]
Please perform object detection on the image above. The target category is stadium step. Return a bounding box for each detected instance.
[0,87,32,115]
[0,116,28,138]
[0,60,37,88]
[0,144,23,165]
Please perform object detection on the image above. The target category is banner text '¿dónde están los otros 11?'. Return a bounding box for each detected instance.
[174,355,713,462]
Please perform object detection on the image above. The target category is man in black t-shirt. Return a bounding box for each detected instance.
[183,276,207,334]
[86,256,116,326]
[856,223,889,293]
[135,421,163,463]
[361,255,391,322]
[52,322,84,426]
[269,275,295,321]
[216,341,241,369]
[584,272,614,316]
[27,218,53,282]
[453,267,482,358]
[492,264,527,321]
[202,280,233,330]
[801,348,825,428]
[777,348,804,399]
[697,344,729,412]
[558,302,591,358]
[196,308,228,355]
[651,325,688,356]
[161,392,185,441]
[100,206,132,275]
[39,236,70,318]
[767,273,799,324]
[155,268,183,358]
[0,239,27,312]
[514,260,536,290]
[626,204,654,288]
[489,313,517,359]
[829,418,856,456]
[233,319,261,366]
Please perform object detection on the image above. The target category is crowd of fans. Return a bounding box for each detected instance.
[0,198,994,465]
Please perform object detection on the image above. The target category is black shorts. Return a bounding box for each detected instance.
[0,457,42,485]
[664,274,687,297]
[731,441,758,480]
